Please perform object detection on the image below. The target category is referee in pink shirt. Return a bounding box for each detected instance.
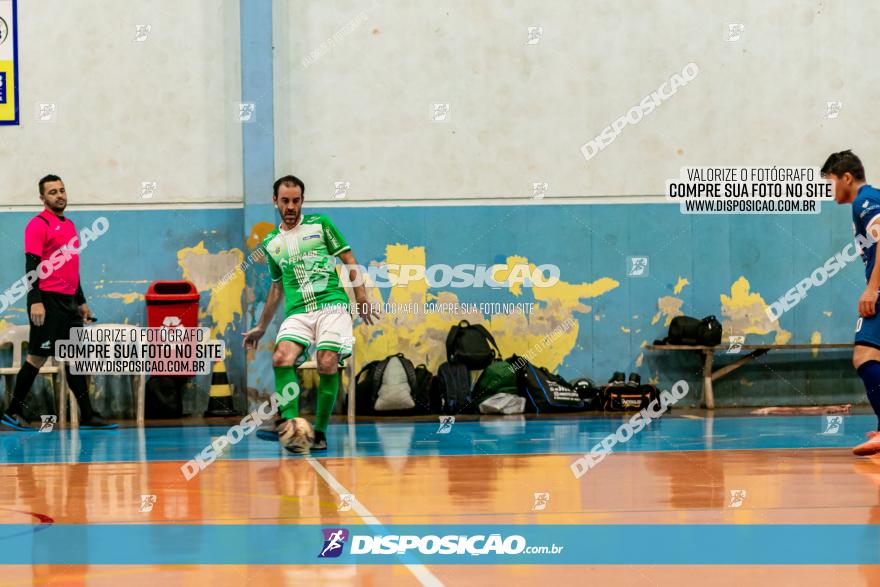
[1,175,115,430]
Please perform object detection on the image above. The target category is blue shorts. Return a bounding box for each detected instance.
[855,313,880,349]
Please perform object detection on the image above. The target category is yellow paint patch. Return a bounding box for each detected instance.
[353,245,609,372]
[635,352,644,367]
[178,241,245,337]
[823,311,832,317]
[104,292,145,304]
[811,331,822,357]
[720,276,792,345]
[492,256,619,307]
[673,277,689,295]
[654,296,685,327]
[621,326,631,333]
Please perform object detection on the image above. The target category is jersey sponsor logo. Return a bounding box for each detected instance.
[859,204,879,219]
[303,234,321,241]
[326,228,340,248]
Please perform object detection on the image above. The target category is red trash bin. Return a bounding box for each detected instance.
[145,280,200,376]
[146,280,200,328]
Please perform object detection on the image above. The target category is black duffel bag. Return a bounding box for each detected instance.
[656,315,722,346]
[513,355,585,413]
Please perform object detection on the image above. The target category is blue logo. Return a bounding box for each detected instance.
[318,528,349,558]
[0,72,6,104]
[303,234,321,241]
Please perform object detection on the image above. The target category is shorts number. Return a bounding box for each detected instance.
[856,317,864,333]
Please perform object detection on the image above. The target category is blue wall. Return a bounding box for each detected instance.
[0,200,866,417]
[247,201,865,410]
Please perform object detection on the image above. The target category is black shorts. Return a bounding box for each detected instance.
[28,291,83,357]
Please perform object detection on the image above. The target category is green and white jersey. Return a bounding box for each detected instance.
[261,214,351,316]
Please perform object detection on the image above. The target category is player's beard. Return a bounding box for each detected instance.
[282,210,299,228]
[49,199,66,214]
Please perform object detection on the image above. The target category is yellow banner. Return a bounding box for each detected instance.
[0,0,18,125]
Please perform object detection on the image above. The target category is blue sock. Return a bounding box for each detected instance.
[857,360,880,430]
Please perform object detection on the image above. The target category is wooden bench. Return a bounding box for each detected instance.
[646,343,854,409]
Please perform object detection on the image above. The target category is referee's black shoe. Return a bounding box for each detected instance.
[80,412,118,430]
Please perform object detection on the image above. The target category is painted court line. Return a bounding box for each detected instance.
[306,457,444,587]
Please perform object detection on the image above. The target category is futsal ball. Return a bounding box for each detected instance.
[279,417,314,454]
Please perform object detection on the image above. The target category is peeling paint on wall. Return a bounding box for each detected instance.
[720,276,791,345]
[177,241,245,336]
[352,245,617,372]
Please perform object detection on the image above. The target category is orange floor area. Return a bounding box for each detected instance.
[3,445,880,585]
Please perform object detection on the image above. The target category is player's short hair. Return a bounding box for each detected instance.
[821,150,865,181]
[39,174,63,195]
[273,175,305,198]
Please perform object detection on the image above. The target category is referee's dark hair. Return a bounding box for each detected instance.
[273,175,305,198]
[821,150,865,181]
[38,174,63,195]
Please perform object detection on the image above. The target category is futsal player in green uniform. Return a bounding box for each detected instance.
[242,175,377,452]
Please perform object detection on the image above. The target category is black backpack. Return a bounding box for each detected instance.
[354,360,381,415]
[353,354,418,415]
[657,315,722,346]
[431,361,474,414]
[513,356,585,413]
[445,320,501,370]
[412,364,434,415]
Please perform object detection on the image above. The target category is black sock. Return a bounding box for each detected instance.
[315,430,326,442]
[65,366,93,420]
[8,361,40,416]
[857,360,880,430]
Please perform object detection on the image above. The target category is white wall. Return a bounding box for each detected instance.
[274,0,880,202]
[0,0,242,206]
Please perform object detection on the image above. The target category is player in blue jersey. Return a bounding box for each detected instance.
[823,151,880,455]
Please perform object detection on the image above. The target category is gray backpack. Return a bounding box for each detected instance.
[375,355,417,411]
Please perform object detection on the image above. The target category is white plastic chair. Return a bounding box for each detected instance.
[297,357,356,423]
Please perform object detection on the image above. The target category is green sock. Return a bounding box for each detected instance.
[314,371,339,432]
[274,366,300,420]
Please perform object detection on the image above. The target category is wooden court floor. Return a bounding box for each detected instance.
[1,414,880,585]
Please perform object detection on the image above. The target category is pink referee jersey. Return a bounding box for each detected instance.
[24,209,81,295]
